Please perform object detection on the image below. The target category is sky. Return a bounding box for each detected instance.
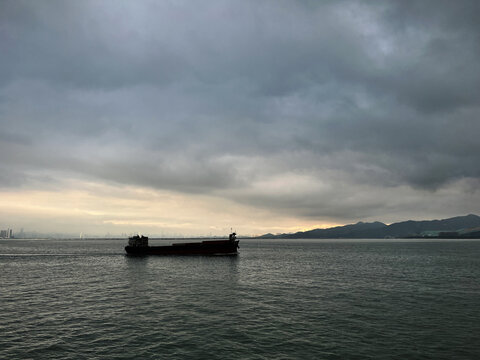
[1,0,480,237]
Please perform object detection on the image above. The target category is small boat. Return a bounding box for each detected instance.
[125,232,239,256]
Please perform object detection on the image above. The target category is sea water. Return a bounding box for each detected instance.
[1,239,479,359]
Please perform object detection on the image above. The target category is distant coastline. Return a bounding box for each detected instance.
[3,214,480,240]
[257,214,480,239]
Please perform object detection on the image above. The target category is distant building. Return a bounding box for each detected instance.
[0,229,13,238]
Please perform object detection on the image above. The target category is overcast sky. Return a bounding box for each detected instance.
[1,0,479,236]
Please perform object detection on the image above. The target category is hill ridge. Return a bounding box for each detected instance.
[258,214,480,239]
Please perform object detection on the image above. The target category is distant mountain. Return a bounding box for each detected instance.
[381,214,480,238]
[283,221,387,239]
[258,214,480,239]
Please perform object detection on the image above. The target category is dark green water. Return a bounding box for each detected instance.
[1,239,479,359]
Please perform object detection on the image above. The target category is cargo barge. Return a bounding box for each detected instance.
[125,232,239,256]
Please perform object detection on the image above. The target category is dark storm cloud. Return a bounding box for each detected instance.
[1,0,479,221]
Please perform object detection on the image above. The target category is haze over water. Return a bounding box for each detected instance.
[1,238,479,359]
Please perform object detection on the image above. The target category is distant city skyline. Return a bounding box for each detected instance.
[1,1,479,236]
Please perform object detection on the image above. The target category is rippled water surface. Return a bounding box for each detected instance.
[1,239,480,359]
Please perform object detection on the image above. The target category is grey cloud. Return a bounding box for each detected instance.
[1,0,480,222]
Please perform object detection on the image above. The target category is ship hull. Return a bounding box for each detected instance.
[125,239,239,256]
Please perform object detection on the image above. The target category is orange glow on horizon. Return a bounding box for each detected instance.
[0,182,340,237]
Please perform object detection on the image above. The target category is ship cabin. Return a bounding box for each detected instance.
[128,235,149,247]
